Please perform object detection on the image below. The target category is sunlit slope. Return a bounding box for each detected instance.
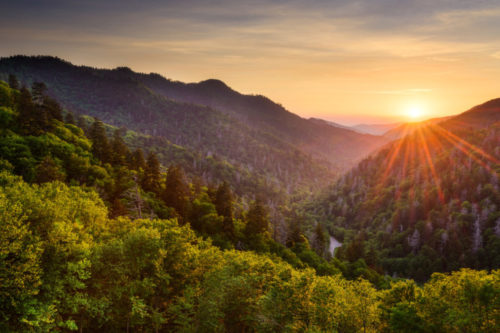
[312,101,500,281]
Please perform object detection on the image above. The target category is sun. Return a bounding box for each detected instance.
[406,105,423,120]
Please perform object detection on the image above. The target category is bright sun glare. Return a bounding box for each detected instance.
[407,105,423,120]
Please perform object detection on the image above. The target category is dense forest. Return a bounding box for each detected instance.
[308,105,500,281]
[2,167,498,332]
[0,64,499,332]
[0,56,349,241]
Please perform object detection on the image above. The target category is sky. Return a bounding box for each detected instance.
[1,0,500,125]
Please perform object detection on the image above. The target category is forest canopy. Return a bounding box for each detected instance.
[0,75,499,332]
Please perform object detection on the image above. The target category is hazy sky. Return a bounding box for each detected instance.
[1,0,500,125]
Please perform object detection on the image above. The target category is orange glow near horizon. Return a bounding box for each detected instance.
[1,1,500,125]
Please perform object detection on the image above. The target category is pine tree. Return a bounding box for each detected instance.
[142,152,161,194]
[214,182,235,239]
[191,176,204,198]
[77,116,87,134]
[89,118,111,163]
[162,165,188,221]
[129,148,146,171]
[42,96,63,122]
[286,218,306,247]
[17,86,45,135]
[111,129,129,166]
[312,223,326,257]
[245,198,269,236]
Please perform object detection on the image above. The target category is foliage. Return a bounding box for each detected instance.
[1,171,498,332]
[310,123,500,281]
[0,68,498,331]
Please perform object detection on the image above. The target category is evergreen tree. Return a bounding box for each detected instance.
[42,96,63,122]
[162,165,188,221]
[286,218,306,247]
[108,166,133,218]
[129,148,146,171]
[142,152,161,194]
[214,182,235,239]
[245,198,269,236]
[312,223,326,256]
[17,86,45,135]
[89,118,111,163]
[110,129,129,166]
[8,74,19,90]
[191,176,204,198]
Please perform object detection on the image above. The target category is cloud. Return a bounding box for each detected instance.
[2,0,500,61]
[1,0,499,122]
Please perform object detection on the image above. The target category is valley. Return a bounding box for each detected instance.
[0,56,498,332]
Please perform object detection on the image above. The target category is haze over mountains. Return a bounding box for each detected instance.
[0,54,499,332]
[352,122,403,136]
[0,56,388,170]
[310,118,403,136]
[1,55,498,266]
[2,0,500,330]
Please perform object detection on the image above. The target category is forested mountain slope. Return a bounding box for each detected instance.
[309,102,500,281]
[135,72,389,165]
[2,169,498,332]
[0,77,350,276]
[1,77,392,280]
[0,55,388,169]
[0,70,498,332]
[0,56,339,204]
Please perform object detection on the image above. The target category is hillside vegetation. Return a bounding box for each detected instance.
[309,104,500,281]
[0,55,388,172]
[0,62,499,332]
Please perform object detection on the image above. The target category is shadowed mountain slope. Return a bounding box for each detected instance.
[0,55,339,198]
[0,55,388,170]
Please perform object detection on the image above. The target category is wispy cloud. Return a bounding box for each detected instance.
[1,0,499,122]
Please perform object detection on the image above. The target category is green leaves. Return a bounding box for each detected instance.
[1,170,499,331]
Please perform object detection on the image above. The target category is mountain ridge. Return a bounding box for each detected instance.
[0,55,389,169]
[306,99,500,281]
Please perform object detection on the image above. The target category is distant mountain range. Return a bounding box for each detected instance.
[0,56,388,172]
[352,122,403,135]
[309,117,402,136]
